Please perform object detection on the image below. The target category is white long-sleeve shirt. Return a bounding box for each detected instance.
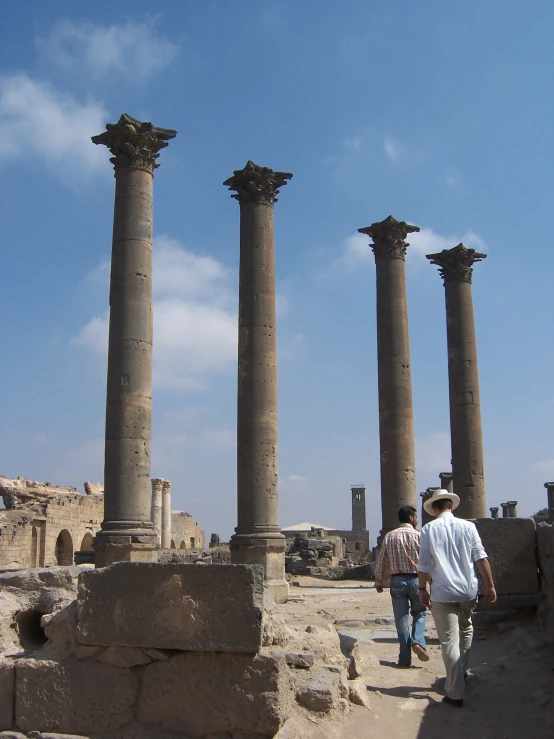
[418,511,488,602]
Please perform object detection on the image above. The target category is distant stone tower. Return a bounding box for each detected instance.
[351,486,367,533]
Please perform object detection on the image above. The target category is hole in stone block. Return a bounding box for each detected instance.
[16,608,47,650]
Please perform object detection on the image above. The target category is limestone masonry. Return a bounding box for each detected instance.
[0,477,204,569]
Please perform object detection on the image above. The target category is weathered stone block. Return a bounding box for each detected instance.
[295,671,340,713]
[0,662,14,731]
[77,562,264,652]
[285,651,314,668]
[138,650,292,736]
[15,658,138,735]
[474,518,539,595]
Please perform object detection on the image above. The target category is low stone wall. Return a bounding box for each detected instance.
[537,522,554,634]
[472,518,541,622]
[0,563,371,737]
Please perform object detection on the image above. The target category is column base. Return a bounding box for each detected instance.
[230,533,288,604]
[94,532,159,568]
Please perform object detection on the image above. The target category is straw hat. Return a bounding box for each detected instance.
[423,488,461,517]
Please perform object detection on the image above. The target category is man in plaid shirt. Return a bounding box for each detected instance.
[375,505,428,667]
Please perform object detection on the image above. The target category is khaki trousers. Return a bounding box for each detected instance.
[431,599,476,701]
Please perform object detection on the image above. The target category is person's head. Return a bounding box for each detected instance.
[423,488,460,518]
[398,505,417,527]
[431,498,453,515]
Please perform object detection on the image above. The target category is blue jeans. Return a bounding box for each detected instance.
[390,574,427,666]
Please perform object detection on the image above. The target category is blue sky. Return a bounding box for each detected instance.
[1,0,553,544]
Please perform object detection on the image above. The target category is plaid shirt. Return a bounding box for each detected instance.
[375,524,420,584]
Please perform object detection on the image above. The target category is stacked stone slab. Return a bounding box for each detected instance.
[427,243,487,519]
[223,161,292,603]
[91,114,176,566]
[357,216,419,539]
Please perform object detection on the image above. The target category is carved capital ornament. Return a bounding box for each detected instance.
[92,113,177,174]
[224,160,292,205]
[426,243,487,284]
[358,215,420,261]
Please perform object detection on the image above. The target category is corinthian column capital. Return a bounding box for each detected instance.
[358,215,420,261]
[426,243,487,284]
[92,113,177,173]
[223,160,292,205]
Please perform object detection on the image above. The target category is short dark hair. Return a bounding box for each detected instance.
[398,506,417,523]
[432,498,453,513]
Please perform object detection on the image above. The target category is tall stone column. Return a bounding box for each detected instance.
[161,480,172,549]
[150,478,163,545]
[223,161,292,604]
[545,482,554,524]
[92,114,176,566]
[427,244,487,519]
[358,216,419,539]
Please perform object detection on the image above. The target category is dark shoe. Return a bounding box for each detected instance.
[442,696,463,708]
[464,672,468,681]
[412,643,429,662]
[395,663,412,669]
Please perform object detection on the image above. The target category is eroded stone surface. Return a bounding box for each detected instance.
[97,647,152,668]
[77,563,264,653]
[295,670,340,713]
[0,662,14,731]
[139,649,292,736]
[15,659,138,735]
[474,518,539,595]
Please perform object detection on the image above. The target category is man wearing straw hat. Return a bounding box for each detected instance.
[418,488,496,708]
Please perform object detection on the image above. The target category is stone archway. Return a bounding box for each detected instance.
[170,540,176,549]
[55,529,74,566]
[80,532,94,551]
[180,541,186,549]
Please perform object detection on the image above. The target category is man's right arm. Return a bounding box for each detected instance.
[475,557,496,606]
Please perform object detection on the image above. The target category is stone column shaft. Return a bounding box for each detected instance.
[224,161,292,603]
[427,244,487,519]
[92,114,176,566]
[150,478,163,545]
[358,216,418,538]
[490,507,499,519]
[421,487,439,527]
[161,480,172,549]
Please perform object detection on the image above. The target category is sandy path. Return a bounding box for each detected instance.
[279,578,554,739]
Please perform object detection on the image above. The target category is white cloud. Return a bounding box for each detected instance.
[409,228,487,260]
[415,431,451,479]
[73,237,238,389]
[384,136,402,162]
[201,429,236,449]
[287,474,308,483]
[445,168,461,188]
[0,74,106,182]
[532,459,554,475]
[342,233,372,265]
[37,19,177,82]
[343,136,363,153]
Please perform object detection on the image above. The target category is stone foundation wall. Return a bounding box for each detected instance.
[0,562,371,737]
[537,522,554,634]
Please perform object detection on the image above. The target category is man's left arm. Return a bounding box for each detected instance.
[417,527,431,607]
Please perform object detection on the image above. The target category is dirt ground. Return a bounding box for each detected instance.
[277,577,554,739]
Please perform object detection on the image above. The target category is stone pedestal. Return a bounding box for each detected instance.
[91,114,176,565]
[224,161,292,603]
[427,244,487,519]
[544,482,554,523]
[439,471,453,493]
[150,478,163,546]
[358,216,419,539]
[161,479,172,549]
[420,487,439,526]
[490,507,499,519]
